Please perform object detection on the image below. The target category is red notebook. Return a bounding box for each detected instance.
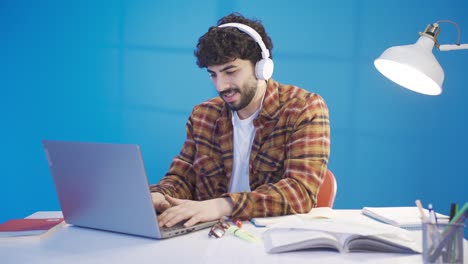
[0,218,65,238]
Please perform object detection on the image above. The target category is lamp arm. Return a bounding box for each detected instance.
[433,20,468,51]
[439,44,468,51]
[436,20,461,44]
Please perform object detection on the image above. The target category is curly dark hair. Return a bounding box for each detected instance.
[194,13,273,68]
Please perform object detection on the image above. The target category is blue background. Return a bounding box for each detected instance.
[1,0,467,235]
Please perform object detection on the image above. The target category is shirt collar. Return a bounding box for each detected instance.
[259,79,280,120]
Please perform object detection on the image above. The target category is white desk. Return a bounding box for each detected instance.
[1,210,466,264]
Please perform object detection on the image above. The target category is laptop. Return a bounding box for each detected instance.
[42,140,217,239]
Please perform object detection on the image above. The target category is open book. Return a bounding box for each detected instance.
[263,218,422,254]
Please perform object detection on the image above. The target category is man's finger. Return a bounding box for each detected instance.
[183,214,201,227]
[155,201,171,213]
[158,207,187,227]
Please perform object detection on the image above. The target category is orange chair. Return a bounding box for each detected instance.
[316,169,337,208]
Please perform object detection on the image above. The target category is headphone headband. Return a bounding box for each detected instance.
[217,22,274,80]
[218,22,270,59]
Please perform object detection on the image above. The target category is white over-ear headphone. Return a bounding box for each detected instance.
[218,22,274,80]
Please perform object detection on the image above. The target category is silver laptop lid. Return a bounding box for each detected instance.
[42,140,161,239]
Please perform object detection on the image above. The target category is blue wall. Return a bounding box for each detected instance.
[1,0,467,232]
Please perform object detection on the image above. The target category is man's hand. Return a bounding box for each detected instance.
[157,195,233,228]
[151,192,171,213]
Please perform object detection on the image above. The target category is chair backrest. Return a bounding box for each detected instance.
[316,169,337,208]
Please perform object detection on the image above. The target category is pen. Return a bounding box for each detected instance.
[427,203,441,255]
[428,203,438,224]
[449,203,458,222]
[446,204,458,263]
[448,202,468,224]
[249,219,266,228]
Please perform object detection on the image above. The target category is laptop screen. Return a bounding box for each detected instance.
[43,140,161,238]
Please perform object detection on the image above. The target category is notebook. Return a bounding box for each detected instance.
[42,140,217,239]
[361,206,449,230]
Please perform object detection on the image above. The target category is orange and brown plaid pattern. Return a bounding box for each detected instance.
[150,79,330,220]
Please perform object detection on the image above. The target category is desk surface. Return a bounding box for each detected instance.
[1,210,466,264]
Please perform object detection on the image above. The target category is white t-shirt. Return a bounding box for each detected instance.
[229,108,261,192]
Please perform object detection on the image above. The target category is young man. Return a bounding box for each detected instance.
[150,13,330,228]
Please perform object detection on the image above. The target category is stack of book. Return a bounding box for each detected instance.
[0,218,65,240]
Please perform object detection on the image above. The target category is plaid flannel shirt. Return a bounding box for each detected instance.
[150,79,330,220]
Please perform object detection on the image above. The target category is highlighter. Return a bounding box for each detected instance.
[227,226,259,243]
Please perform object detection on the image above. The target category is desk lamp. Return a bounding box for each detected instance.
[374,20,468,95]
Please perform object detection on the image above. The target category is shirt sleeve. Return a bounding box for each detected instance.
[224,94,331,220]
[149,115,197,200]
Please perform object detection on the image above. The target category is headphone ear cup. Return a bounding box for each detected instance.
[255,58,274,80]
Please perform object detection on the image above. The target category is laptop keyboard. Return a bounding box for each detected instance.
[160,221,187,232]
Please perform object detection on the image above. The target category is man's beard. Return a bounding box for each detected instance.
[219,83,257,111]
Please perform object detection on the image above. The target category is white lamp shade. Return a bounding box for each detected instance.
[374,35,444,95]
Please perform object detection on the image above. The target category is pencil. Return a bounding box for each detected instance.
[415,199,427,222]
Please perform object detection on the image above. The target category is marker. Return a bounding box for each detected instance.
[449,203,458,222]
[227,226,259,242]
[449,202,468,224]
[428,203,438,224]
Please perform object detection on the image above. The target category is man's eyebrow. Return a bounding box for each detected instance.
[207,65,237,74]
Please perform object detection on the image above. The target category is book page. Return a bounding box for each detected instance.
[271,218,410,236]
[263,228,341,253]
[250,214,302,227]
[333,220,421,253]
[251,207,336,227]
[346,234,421,253]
